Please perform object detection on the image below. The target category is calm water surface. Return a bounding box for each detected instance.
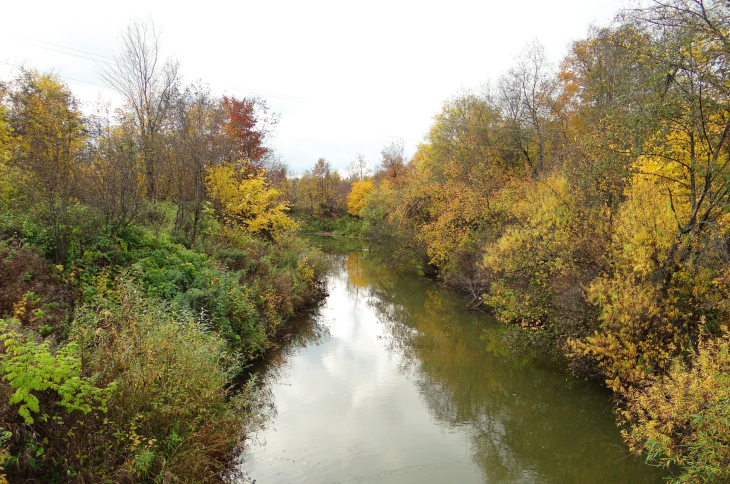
[233,246,665,484]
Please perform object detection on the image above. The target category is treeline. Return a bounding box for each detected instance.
[0,20,326,483]
[338,1,730,481]
[287,141,409,237]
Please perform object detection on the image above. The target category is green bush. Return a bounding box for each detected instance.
[294,212,365,237]
[0,319,115,425]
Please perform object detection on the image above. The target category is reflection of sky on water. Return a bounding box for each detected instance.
[234,254,665,484]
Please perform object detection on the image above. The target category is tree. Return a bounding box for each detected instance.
[348,153,370,182]
[0,102,11,164]
[568,0,730,389]
[294,158,347,217]
[170,82,222,241]
[379,140,409,186]
[559,24,657,213]
[627,0,730,243]
[7,70,86,262]
[101,18,180,199]
[206,161,296,240]
[85,105,144,229]
[347,179,373,216]
[221,96,278,170]
[424,91,506,179]
[312,158,343,217]
[497,41,559,175]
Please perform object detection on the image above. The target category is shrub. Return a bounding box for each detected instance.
[62,284,249,482]
[621,323,730,483]
[0,319,115,425]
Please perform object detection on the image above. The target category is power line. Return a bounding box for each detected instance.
[202,79,306,103]
[378,134,423,143]
[4,38,111,66]
[218,82,306,102]
[2,33,307,104]
[0,61,112,89]
[6,33,114,60]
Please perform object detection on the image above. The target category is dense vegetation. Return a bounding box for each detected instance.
[293,1,730,482]
[3,1,729,482]
[0,22,327,483]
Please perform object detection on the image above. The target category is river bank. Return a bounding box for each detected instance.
[0,200,329,482]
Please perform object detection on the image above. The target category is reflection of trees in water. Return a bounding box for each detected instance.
[240,300,332,441]
[354,253,662,484]
[256,305,332,380]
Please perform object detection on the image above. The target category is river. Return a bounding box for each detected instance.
[232,242,666,483]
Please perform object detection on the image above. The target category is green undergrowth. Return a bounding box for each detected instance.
[0,201,328,482]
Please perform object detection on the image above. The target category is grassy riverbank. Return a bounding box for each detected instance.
[0,198,327,482]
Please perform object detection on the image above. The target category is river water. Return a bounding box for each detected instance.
[233,246,666,483]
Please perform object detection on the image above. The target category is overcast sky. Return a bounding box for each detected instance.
[1,0,630,174]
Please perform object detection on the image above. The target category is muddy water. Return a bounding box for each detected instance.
[233,249,665,484]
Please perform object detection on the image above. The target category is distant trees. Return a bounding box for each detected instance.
[293,158,348,217]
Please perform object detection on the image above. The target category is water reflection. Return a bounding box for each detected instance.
[234,249,664,484]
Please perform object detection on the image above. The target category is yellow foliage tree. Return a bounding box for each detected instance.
[206,161,297,239]
[569,174,683,389]
[8,71,87,262]
[347,179,373,216]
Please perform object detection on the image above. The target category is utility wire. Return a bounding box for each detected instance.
[3,34,307,103]
[0,61,112,89]
[378,134,423,142]
[218,82,306,102]
[4,38,112,66]
[6,33,114,60]
[200,78,306,103]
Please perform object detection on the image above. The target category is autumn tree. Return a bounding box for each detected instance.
[560,24,659,214]
[221,95,279,171]
[169,82,222,241]
[0,100,11,164]
[347,179,373,216]
[7,71,87,262]
[206,161,296,239]
[497,41,559,175]
[101,18,180,199]
[85,103,144,229]
[294,158,348,217]
[425,92,506,179]
[378,140,409,187]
